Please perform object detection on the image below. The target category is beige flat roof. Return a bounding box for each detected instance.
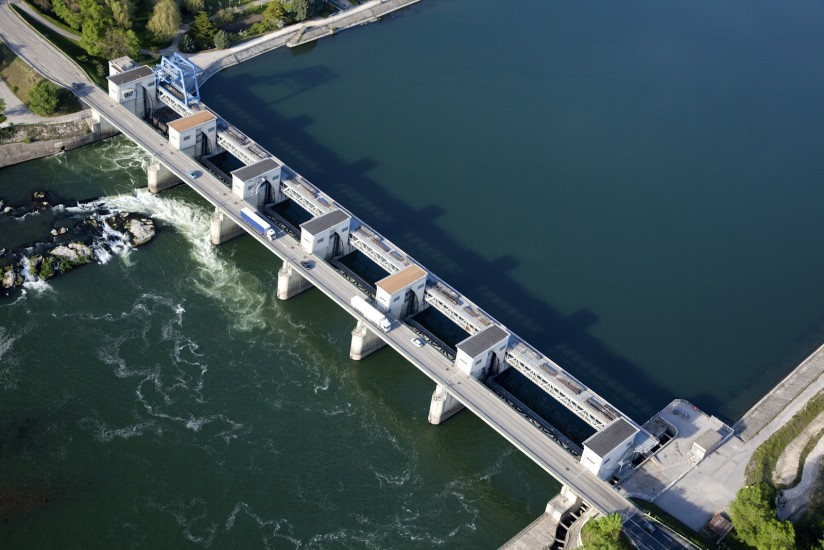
[377,264,427,295]
[168,111,215,133]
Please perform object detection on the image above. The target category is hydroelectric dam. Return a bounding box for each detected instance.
[0,4,701,547]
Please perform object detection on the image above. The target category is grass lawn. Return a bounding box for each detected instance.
[0,38,81,115]
[0,41,45,103]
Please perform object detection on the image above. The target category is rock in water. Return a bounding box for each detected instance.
[68,243,92,260]
[50,245,79,263]
[2,268,15,289]
[126,218,156,246]
[49,243,93,266]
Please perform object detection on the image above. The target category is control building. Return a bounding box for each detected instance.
[168,111,217,159]
[231,158,281,209]
[300,209,351,259]
[455,325,509,379]
[107,65,155,119]
[580,417,639,480]
[375,264,427,318]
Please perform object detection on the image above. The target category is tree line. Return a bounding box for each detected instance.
[28,0,321,58]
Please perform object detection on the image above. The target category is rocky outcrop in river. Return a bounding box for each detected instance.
[0,191,157,293]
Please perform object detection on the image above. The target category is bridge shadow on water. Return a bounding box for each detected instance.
[204,64,692,426]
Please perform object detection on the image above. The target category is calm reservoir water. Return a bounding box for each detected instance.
[3,0,824,546]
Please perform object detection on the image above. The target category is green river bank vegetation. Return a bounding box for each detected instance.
[728,390,824,549]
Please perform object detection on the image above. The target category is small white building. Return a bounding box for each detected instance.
[581,418,639,480]
[168,111,217,159]
[108,56,137,75]
[300,209,351,259]
[107,65,155,118]
[230,158,281,207]
[375,264,427,318]
[690,429,724,463]
[455,325,509,378]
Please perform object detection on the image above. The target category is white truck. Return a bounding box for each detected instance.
[350,296,392,333]
[240,207,276,241]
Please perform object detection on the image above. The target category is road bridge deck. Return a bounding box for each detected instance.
[0,0,638,519]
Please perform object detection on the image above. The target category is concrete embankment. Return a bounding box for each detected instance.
[192,0,420,83]
[0,131,110,167]
[0,112,118,168]
[735,341,824,441]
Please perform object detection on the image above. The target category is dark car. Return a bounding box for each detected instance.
[300,260,314,269]
[71,82,80,90]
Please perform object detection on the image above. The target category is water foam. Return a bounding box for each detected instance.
[100,190,269,332]
[18,256,54,294]
[81,417,161,442]
[0,326,22,389]
[148,497,217,547]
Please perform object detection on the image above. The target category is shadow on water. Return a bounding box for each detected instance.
[204,65,726,425]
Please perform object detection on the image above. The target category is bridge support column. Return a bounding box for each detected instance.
[88,108,118,138]
[210,208,244,245]
[349,320,386,360]
[147,158,180,193]
[546,485,582,522]
[277,261,313,300]
[428,383,465,425]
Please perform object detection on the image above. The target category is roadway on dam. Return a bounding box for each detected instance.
[0,0,637,518]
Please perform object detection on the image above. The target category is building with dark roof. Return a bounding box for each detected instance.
[581,417,638,480]
[455,325,509,378]
[300,209,351,259]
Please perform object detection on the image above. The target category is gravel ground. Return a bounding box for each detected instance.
[778,432,824,520]
[773,411,824,487]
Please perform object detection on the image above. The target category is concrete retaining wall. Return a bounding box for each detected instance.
[0,127,118,168]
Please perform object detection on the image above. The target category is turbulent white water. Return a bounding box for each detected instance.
[101,190,271,332]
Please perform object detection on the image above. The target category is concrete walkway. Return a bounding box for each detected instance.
[188,0,420,80]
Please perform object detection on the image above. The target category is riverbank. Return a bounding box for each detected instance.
[0,113,118,167]
[189,0,420,83]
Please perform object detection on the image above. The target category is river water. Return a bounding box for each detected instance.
[3,0,824,547]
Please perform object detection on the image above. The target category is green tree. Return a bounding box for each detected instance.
[30,0,50,11]
[190,11,217,49]
[78,0,110,57]
[28,81,61,116]
[179,33,195,53]
[182,0,204,14]
[729,483,795,550]
[263,0,285,27]
[213,7,233,26]
[581,513,630,550]
[52,0,83,30]
[213,29,230,49]
[147,0,182,41]
[0,96,6,115]
[103,27,140,58]
[105,0,135,29]
[287,0,314,22]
